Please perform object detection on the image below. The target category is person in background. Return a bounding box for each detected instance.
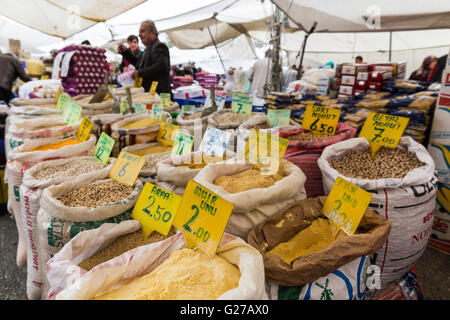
[118,20,170,94]
[223,67,235,96]
[0,52,32,104]
[282,65,298,92]
[324,61,335,69]
[81,40,91,45]
[118,35,143,72]
[232,67,245,94]
[430,54,448,83]
[249,49,273,97]
[409,56,438,82]
[355,56,363,64]
[183,65,194,77]
[191,62,199,79]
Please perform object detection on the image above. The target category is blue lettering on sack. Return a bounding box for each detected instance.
[303,269,354,300]
[356,256,367,299]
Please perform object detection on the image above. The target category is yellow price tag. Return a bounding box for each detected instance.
[173,180,233,258]
[76,116,92,141]
[109,151,146,186]
[358,112,410,159]
[54,87,63,103]
[157,122,180,147]
[149,81,158,96]
[132,182,182,239]
[244,130,289,174]
[134,77,143,88]
[321,177,372,236]
[302,105,341,136]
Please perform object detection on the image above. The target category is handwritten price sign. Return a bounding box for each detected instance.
[302,105,341,136]
[231,94,252,115]
[94,132,115,164]
[109,151,145,186]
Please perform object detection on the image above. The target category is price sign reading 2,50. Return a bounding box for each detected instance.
[182,204,211,243]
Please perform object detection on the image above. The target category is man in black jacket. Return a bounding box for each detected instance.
[0,52,32,104]
[118,20,170,94]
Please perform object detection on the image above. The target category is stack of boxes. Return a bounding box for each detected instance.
[195,72,219,90]
[171,76,194,89]
[336,63,369,98]
[427,51,450,255]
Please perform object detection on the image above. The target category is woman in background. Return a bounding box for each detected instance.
[409,56,438,82]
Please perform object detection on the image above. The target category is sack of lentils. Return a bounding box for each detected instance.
[50,232,266,300]
[45,220,178,299]
[279,123,356,198]
[194,160,307,239]
[110,114,163,157]
[19,156,114,300]
[37,177,144,299]
[176,107,216,136]
[317,136,437,296]
[6,117,81,156]
[156,150,235,196]
[75,96,115,116]
[122,142,172,179]
[6,134,97,267]
[247,197,391,300]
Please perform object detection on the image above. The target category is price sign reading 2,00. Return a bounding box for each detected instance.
[182,205,211,243]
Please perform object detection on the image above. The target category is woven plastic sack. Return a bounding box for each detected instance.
[176,107,216,136]
[37,177,144,299]
[317,136,437,293]
[122,142,172,177]
[278,123,356,198]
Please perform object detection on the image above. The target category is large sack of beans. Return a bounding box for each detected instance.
[48,231,266,300]
[317,136,437,296]
[278,123,356,198]
[111,113,166,157]
[194,160,307,239]
[247,197,390,300]
[176,107,216,136]
[6,117,80,156]
[6,135,97,268]
[20,156,114,300]
[122,142,172,178]
[156,150,235,196]
[10,97,56,107]
[75,96,115,116]
[113,87,145,96]
[45,220,177,299]
[37,177,144,299]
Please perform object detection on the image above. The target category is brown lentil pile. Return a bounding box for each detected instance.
[252,123,271,130]
[214,112,249,125]
[32,159,107,180]
[57,179,135,207]
[330,146,425,180]
[78,226,177,271]
[141,152,171,172]
[286,131,331,142]
[184,111,203,120]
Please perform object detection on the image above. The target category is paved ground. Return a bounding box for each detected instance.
[0,209,449,300]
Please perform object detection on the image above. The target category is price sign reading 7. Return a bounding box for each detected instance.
[302,105,341,136]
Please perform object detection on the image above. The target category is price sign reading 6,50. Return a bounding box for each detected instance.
[94,132,115,164]
[321,177,372,236]
[173,180,233,258]
[302,105,341,136]
[109,151,146,186]
[132,182,182,239]
[359,112,410,159]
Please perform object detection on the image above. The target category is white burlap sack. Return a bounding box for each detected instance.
[10,97,55,106]
[194,160,307,239]
[6,135,97,268]
[37,177,144,299]
[113,87,145,96]
[176,107,216,136]
[156,150,236,195]
[47,229,266,300]
[237,113,301,142]
[131,92,160,105]
[20,156,114,300]
[90,113,132,139]
[317,136,437,293]
[122,142,172,177]
[75,96,115,116]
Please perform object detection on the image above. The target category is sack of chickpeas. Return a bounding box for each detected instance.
[156,150,235,196]
[47,230,267,300]
[19,156,114,300]
[194,160,307,239]
[278,123,356,198]
[317,136,437,296]
[36,177,144,299]
[6,134,97,268]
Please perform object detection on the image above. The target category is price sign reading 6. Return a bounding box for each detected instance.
[109,151,145,186]
[132,182,182,239]
[174,180,233,257]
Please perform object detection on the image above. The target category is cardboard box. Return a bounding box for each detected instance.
[173,88,206,99]
[339,85,354,95]
[356,72,369,81]
[367,81,382,91]
[369,71,393,82]
[341,64,369,75]
[354,80,368,90]
[341,75,356,86]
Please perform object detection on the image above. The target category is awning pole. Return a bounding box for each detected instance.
[296,21,317,80]
[389,31,392,62]
[207,25,227,74]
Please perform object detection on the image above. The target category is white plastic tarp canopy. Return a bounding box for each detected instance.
[272,0,450,32]
[0,0,146,38]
